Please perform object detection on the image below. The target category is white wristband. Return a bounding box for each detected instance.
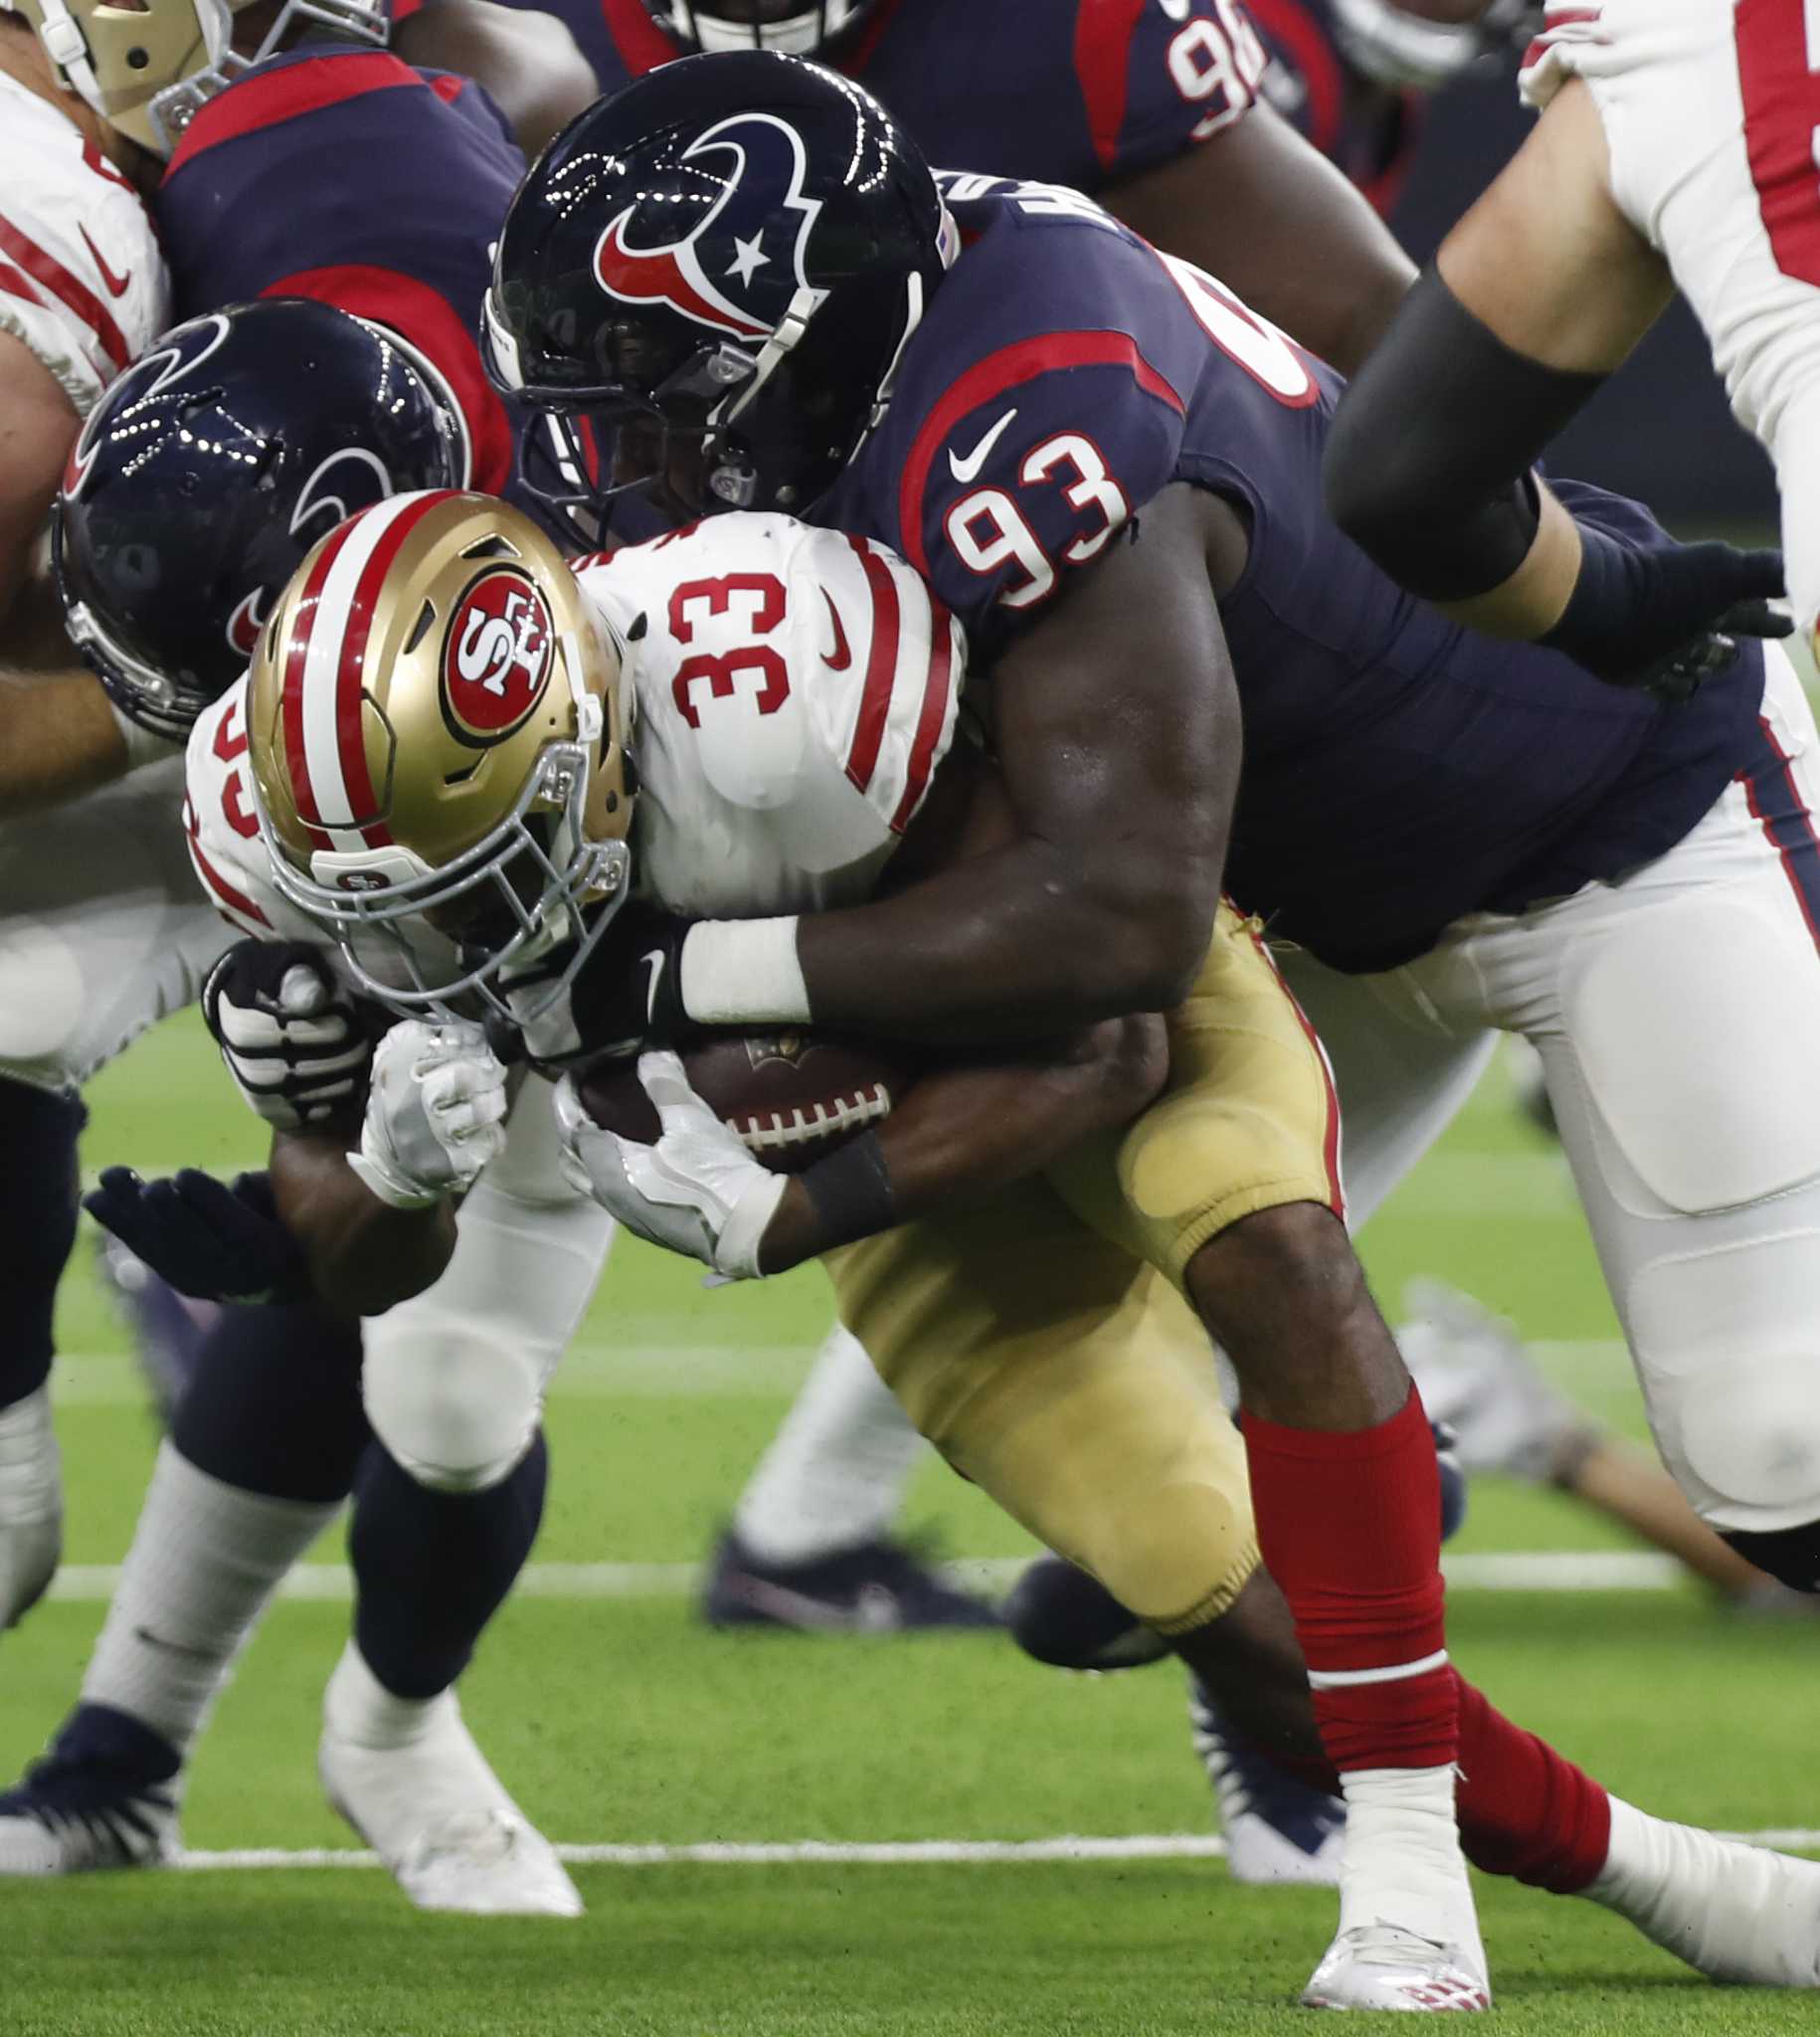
[109,698,181,772]
[679,917,810,1025]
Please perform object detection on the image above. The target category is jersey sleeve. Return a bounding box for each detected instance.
[0,95,168,414]
[1077,0,1272,183]
[185,682,317,943]
[1517,1,1606,110]
[888,327,1188,652]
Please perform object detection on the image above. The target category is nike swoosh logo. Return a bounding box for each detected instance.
[821,590,851,671]
[132,1625,217,1663]
[640,948,666,1021]
[79,227,131,299]
[948,408,1017,485]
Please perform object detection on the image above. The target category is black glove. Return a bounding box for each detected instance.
[1543,522,1790,703]
[202,939,374,1130]
[84,1167,310,1304]
[504,903,693,1070]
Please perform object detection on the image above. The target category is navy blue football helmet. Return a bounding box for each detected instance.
[641,0,878,54]
[55,298,467,741]
[483,51,952,538]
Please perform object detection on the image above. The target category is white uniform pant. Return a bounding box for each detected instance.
[1282,645,1820,1536]
[1523,0,1820,637]
[0,757,230,1090]
[362,1073,618,1493]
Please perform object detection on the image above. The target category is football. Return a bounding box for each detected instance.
[575,1030,916,1174]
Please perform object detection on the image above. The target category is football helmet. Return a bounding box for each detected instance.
[483,51,953,540]
[644,0,876,55]
[56,298,467,743]
[1328,0,1537,93]
[0,0,385,154]
[246,491,636,1025]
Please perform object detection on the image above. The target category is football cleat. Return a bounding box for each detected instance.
[93,1231,218,1423]
[1396,1280,1588,1485]
[1187,1682,1345,1886]
[1301,1924,1492,2011]
[702,1528,1001,1632]
[0,1704,181,1873]
[1587,1798,1820,1987]
[0,1384,63,1629]
[1001,1555,1171,1670]
[319,1653,581,1917]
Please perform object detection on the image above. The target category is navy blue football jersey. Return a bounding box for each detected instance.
[156,46,526,495]
[509,0,1267,192]
[813,179,1764,972]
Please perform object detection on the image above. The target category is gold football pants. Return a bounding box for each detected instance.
[826,903,1342,1632]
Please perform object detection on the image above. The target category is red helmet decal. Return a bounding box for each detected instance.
[225,585,272,659]
[441,567,555,747]
[592,111,823,342]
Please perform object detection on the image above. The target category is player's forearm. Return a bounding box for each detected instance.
[759,1017,1169,1273]
[0,671,132,817]
[270,1125,456,1316]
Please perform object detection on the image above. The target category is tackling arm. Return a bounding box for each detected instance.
[1104,100,1415,378]
[270,1125,458,1318]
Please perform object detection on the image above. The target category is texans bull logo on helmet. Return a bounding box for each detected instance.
[592,111,826,343]
[224,449,397,658]
[441,566,556,746]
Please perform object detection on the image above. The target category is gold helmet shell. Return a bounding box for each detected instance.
[247,488,635,1019]
[1,0,384,155]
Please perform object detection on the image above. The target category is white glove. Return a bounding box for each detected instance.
[348,1019,509,1210]
[553,1051,787,1280]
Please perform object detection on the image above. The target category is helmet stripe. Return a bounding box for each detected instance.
[839,534,902,796]
[281,512,367,843]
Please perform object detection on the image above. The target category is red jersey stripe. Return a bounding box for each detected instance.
[1243,0,1346,157]
[186,820,273,931]
[165,52,422,174]
[0,259,45,310]
[0,215,129,373]
[842,536,904,796]
[1074,0,1148,173]
[1738,714,1820,950]
[889,605,958,835]
[897,331,1184,583]
[600,0,688,74]
[262,263,515,496]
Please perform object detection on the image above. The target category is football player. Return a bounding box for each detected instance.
[207,486,1820,2003]
[1323,0,1814,678]
[482,55,1814,2004]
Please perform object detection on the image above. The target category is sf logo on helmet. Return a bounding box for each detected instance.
[592,112,825,341]
[441,568,555,746]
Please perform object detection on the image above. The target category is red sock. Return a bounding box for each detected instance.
[1243,1387,1455,1771]
[1453,1674,1611,1893]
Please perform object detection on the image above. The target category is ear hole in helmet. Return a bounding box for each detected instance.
[404,599,438,654]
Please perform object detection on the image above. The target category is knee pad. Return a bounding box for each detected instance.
[1721,1519,1820,1594]
[361,1163,613,1493]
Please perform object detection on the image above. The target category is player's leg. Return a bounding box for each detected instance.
[707,1324,997,1632]
[0,1299,365,1871]
[343,1075,611,1916]
[1047,904,1487,2006]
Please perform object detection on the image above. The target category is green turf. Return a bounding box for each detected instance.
[3,1011,1813,2030]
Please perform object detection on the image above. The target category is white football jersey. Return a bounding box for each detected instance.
[0,73,169,415]
[578,513,967,920]
[185,682,317,946]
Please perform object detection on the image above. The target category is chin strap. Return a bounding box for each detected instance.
[22,0,105,119]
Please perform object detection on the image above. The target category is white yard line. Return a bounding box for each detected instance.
[45,1550,1686,1604]
[172,1828,1820,1873]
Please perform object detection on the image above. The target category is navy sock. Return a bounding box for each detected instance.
[0,1079,84,1409]
[170,1302,367,1504]
[350,1432,549,1701]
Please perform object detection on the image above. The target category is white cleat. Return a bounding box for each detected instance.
[1301,1924,1492,2011]
[1587,1798,1820,1987]
[320,1650,581,1918]
[0,1386,63,1629]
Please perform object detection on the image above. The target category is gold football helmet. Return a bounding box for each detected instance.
[1,0,384,155]
[247,489,635,1023]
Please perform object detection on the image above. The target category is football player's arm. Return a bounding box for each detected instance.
[755,1016,1168,1274]
[1323,78,1780,684]
[269,1124,458,1317]
[792,484,1236,1042]
[0,333,132,815]
[391,0,599,157]
[1103,100,1415,377]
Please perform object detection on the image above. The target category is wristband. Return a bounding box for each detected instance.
[679,917,810,1025]
[800,1130,897,1250]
